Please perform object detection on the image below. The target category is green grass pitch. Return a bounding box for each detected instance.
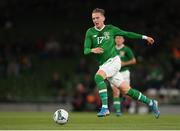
[0,112,180,130]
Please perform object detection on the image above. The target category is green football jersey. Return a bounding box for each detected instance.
[116,45,135,71]
[84,25,142,65]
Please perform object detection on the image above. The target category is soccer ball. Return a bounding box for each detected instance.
[53,109,69,124]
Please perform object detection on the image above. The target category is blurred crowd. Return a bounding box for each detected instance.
[0,0,180,111]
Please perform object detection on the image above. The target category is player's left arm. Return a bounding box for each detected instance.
[121,30,154,45]
[115,27,154,45]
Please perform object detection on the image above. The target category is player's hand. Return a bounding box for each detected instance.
[146,37,154,45]
[91,47,104,54]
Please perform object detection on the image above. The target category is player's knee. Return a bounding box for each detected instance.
[119,81,130,95]
[112,87,120,97]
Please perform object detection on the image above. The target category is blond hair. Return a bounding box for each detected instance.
[92,8,105,16]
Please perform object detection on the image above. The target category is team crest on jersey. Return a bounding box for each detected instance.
[103,32,110,39]
[119,51,125,57]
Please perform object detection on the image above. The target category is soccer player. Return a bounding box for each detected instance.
[83,8,160,118]
[112,36,136,116]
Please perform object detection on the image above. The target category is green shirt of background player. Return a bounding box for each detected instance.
[112,36,136,116]
[84,8,160,118]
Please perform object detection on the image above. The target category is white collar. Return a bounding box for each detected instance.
[94,25,105,31]
[116,44,124,50]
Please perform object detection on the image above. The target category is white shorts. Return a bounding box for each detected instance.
[110,70,130,87]
[120,70,130,85]
[99,56,125,87]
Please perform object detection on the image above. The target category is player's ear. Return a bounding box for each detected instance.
[122,37,125,42]
[101,15,105,22]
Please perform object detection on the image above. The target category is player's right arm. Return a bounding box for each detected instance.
[84,30,103,55]
[84,30,92,55]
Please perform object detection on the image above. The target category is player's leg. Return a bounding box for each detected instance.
[109,72,160,119]
[114,70,130,116]
[112,86,123,116]
[94,70,110,117]
[120,82,160,118]
[96,56,121,117]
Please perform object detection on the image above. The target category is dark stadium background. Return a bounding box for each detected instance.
[0,0,179,114]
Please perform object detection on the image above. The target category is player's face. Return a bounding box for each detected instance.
[115,36,124,46]
[92,12,105,29]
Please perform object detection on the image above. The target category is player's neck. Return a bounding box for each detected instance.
[94,25,105,31]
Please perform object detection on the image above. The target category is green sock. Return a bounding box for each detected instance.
[127,88,152,105]
[94,74,108,108]
[113,97,123,113]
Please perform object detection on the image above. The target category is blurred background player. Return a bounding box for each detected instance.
[112,36,136,116]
